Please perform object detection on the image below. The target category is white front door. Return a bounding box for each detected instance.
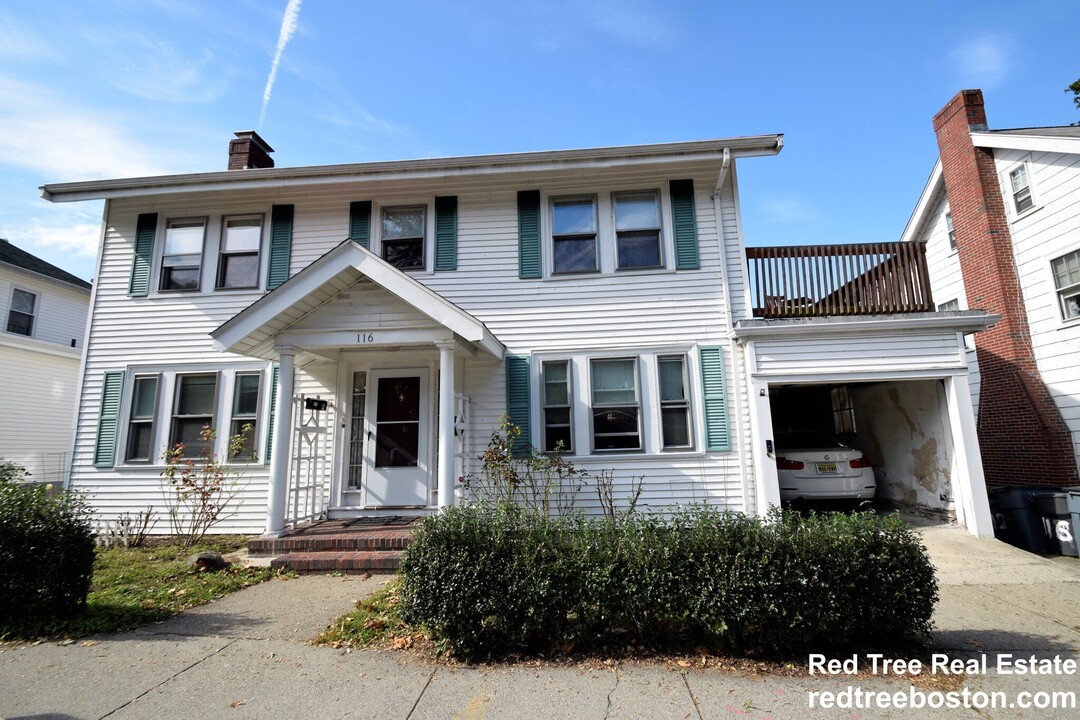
[363,368,431,507]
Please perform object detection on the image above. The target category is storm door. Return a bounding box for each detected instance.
[363,369,430,507]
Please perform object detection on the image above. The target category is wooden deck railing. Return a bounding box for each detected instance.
[745,242,934,318]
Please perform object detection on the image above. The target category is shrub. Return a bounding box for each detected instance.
[398,505,937,660]
[0,459,30,484]
[0,484,95,626]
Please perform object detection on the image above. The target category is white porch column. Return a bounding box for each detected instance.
[945,375,994,538]
[437,342,456,510]
[264,346,296,536]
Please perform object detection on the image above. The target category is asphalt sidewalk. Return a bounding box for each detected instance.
[2,526,1078,720]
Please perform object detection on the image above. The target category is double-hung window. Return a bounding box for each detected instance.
[590,358,641,451]
[217,216,262,289]
[1008,165,1034,214]
[381,205,426,269]
[551,196,598,274]
[657,356,691,449]
[614,191,662,269]
[125,376,159,462]
[6,289,36,336]
[230,373,261,460]
[945,212,956,251]
[1052,249,1080,321]
[160,219,206,291]
[170,373,217,456]
[542,361,573,453]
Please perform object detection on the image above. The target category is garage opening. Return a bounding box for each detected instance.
[769,379,956,520]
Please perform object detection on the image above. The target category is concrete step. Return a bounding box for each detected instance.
[270,550,405,573]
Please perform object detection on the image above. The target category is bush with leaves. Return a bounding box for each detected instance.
[0,484,95,626]
[0,459,31,484]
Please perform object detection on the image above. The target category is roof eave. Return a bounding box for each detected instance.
[970,132,1080,155]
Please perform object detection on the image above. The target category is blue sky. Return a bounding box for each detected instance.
[1,0,1077,282]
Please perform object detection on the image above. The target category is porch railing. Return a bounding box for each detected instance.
[287,394,332,528]
[745,242,934,318]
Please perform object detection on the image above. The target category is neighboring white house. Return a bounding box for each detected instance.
[41,130,997,537]
[901,89,1080,489]
[0,239,91,484]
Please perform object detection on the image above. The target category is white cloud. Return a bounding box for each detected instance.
[260,0,304,128]
[0,12,59,61]
[760,195,820,224]
[948,34,1012,88]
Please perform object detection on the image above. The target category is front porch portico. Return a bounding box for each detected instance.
[211,240,505,536]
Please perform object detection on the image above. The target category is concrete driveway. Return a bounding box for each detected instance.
[1,525,1078,720]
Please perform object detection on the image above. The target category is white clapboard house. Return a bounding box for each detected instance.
[42,131,998,537]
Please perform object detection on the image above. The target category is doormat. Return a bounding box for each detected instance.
[342,516,417,527]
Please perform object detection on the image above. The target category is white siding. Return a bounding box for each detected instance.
[753,332,964,377]
[0,264,89,349]
[994,147,1080,467]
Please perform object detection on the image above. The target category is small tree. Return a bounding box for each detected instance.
[0,459,30,484]
[161,425,252,546]
[1068,79,1080,125]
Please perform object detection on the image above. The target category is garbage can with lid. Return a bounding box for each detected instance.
[988,486,1054,554]
[1030,491,1078,557]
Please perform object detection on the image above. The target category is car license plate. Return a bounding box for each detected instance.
[816,462,838,474]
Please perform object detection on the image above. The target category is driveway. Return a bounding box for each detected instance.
[1,525,1077,720]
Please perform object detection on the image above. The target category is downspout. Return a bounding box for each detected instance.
[711,149,753,511]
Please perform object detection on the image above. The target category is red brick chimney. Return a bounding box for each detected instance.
[228,131,274,170]
[933,89,1078,487]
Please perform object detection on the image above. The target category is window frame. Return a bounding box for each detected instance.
[379,203,428,271]
[541,360,574,454]
[657,354,693,450]
[229,371,262,462]
[216,214,264,290]
[1003,160,1039,219]
[1050,247,1080,324]
[550,195,600,275]
[159,217,208,292]
[945,212,957,251]
[169,372,220,458]
[125,374,160,463]
[589,357,643,453]
[6,287,37,337]
[613,190,664,271]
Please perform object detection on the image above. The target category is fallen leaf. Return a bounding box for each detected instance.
[229,700,246,708]
[81,640,100,647]
[677,660,691,668]
[57,639,75,646]
[360,572,372,580]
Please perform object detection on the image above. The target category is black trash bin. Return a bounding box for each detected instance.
[1030,491,1079,557]
[1066,487,1080,556]
[988,487,1054,554]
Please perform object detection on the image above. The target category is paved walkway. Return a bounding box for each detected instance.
[2,526,1078,719]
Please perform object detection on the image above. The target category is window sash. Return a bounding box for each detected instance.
[1009,166,1033,213]
[542,360,573,453]
[171,373,217,456]
[381,206,426,269]
[7,289,36,336]
[658,355,691,449]
[552,197,598,274]
[590,358,641,452]
[217,217,262,289]
[945,213,956,250]
[230,373,261,460]
[126,375,159,462]
[161,219,206,291]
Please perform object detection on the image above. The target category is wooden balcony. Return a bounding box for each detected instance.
[745,242,934,318]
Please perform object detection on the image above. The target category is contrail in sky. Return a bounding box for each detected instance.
[258,0,303,129]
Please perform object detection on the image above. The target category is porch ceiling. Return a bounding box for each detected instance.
[210,240,505,360]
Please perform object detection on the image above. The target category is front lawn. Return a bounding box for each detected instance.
[0,537,276,641]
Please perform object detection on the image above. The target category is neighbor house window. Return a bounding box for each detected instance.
[170,373,217,456]
[945,212,956,251]
[1052,249,1080,321]
[542,360,573,453]
[1008,165,1034,214]
[381,205,425,269]
[590,358,641,451]
[6,289,36,336]
[658,355,692,449]
[551,196,598,274]
[938,298,960,312]
[125,375,159,462]
[230,373,261,460]
[614,191,662,269]
[217,216,262,289]
[160,219,206,291]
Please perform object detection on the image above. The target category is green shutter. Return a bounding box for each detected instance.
[267,205,294,290]
[349,201,371,249]
[505,355,531,457]
[670,180,700,270]
[265,365,279,463]
[434,195,458,271]
[94,371,125,468]
[698,346,729,452]
[517,190,541,279]
[128,213,158,297]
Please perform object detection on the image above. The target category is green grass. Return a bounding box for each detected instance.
[316,579,410,649]
[0,536,276,641]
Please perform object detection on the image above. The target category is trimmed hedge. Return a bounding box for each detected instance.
[0,484,95,626]
[398,505,938,660]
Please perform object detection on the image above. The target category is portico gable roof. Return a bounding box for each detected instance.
[211,240,505,360]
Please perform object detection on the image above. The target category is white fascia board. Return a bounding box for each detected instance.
[899,161,944,245]
[970,132,1080,155]
[731,311,1000,340]
[41,135,784,203]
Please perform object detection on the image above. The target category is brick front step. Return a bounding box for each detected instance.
[249,531,413,556]
[270,550,404,573]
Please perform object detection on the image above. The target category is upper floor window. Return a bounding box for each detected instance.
[217,216,262,289]
[551,196,598,274]
[1008,164,1034,215]
[614,191,662,269]
[1052,249,1080,321]
[6,288,36,336]
[945,212,956,251]
[160,219,206,291]
[381,205,425,270]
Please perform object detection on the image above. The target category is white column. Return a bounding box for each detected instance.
[437,342,456,510]
[264,346,296,536]
[945,375,994,538]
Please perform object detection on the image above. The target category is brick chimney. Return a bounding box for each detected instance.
[933,89,1078,487]
[228,131,274,170]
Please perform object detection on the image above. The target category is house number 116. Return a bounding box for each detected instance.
[357,333,375,343]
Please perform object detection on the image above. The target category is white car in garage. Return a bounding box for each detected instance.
[774,431,877,501]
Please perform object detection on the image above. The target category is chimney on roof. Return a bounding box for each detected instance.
[228,131,274,170]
